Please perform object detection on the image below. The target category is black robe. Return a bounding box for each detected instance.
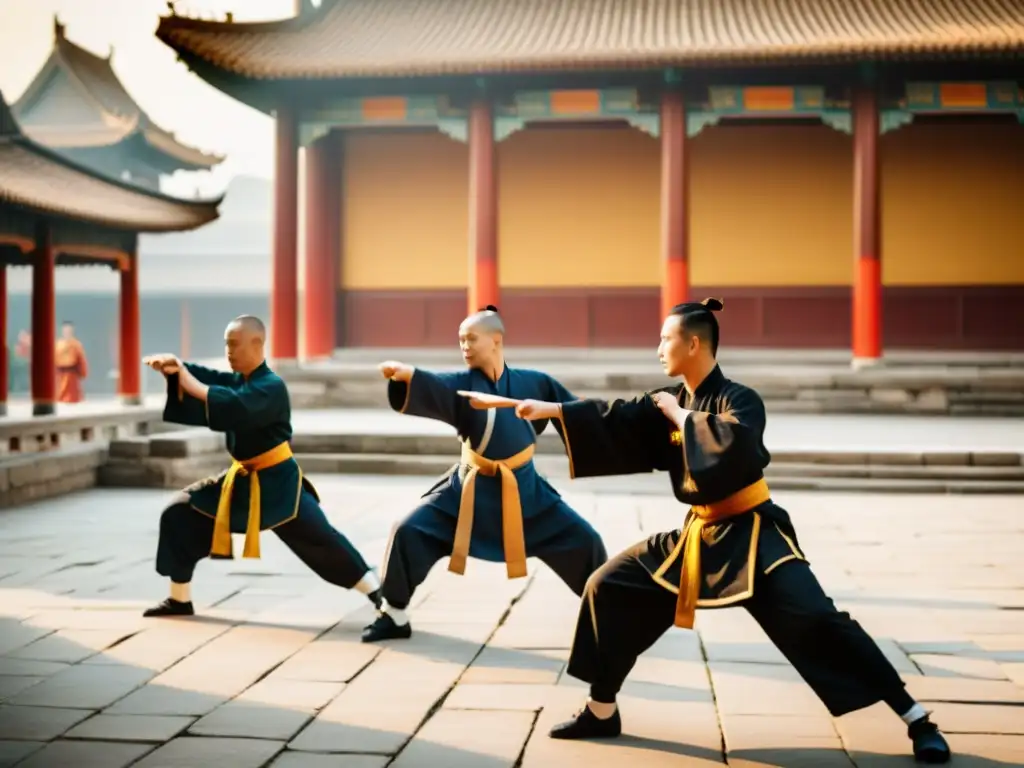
[557,364,805,607]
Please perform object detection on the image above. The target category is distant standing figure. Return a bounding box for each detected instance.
[12,330,31,393]
[55,321,88,402]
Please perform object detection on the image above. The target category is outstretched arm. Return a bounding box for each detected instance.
[517,391,675,479]
[381,361,465,428]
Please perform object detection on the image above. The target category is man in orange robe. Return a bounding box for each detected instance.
[55,321,88,403]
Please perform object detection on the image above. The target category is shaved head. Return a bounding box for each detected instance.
[458,305,505,370]
[224,314,267,374]
[228,314,266,339]
[460,306,505,337]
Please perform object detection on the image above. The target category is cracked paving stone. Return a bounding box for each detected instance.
[132,736,285,767]
[14,740,153,768]
[65,714,195,742]
[0,705,91,741]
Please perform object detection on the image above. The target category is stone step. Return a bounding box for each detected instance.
[281,365,1024,415]
[291,452,1024,485]
[289,433,1022,467]
[290,454,1024,495]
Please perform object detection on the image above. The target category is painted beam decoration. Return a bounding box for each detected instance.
[495,88,658,140]
[882,81,1024,133]
[297,80,1023,144]
[300,95,468,144]
[690,85,851,136]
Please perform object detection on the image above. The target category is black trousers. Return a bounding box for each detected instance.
[566,538,912,718]
[155,490,372,589]
[380,500,609,610]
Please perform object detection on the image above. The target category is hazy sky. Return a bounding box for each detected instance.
[0,0,297,197]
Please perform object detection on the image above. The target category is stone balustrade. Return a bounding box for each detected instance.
[0,407,166,507]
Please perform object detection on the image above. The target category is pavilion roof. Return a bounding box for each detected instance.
[156,0,1024,81]
[0,91,221,233]
[13,19,223,169]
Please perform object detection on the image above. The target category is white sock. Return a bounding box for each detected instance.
[901,703,927,724]
[587,698,617,720]
[381,600,409,626]
[353,570,381,595]
[169,581,191,603]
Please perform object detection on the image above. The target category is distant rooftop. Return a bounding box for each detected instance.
[13,17,223,172]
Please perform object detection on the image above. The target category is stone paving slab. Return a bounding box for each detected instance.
[1,476,1023,766]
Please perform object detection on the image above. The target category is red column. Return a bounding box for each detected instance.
[119,250,141,405]
[852,84,882,364]
[0,264,7,417]
[302,131,340,359]
[271,105,299,362]
[31,222,56,416]
[468,99,498,313]
[660,89,689,318]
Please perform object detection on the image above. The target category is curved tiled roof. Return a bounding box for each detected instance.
[157,0,1024,80]
[14,19,223,169]
[0,91,221,233]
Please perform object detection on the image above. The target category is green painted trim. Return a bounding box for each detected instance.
[904,80,1022,113]
[880,109,914,135]
[686,111,720,138]
[820,110,852,134]
[437,118,467,143]
[624,114,659,138]
[494,116,526,142]
[298,123,332,147]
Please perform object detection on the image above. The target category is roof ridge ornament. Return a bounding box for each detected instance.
[54,14,66,39]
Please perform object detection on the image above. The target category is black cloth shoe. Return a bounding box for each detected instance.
[143,598,194,618]
[549,705,622,740]
[361,612,412,643]
[909,715,951,764]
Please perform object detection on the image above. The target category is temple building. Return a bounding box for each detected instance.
[158,0,1024,360]
[12,18,223,190]
[0,90,221,416]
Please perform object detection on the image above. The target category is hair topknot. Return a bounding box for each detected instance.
[480,304,500,314]
[700,297,724,312]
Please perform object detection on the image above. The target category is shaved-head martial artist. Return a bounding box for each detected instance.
[141,315,382,617]
[475,299,950,764]
[362,306,608,642]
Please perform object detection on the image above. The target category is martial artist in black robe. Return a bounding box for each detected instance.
[141,315,382,617]
[362,306,608,642]
[506,299,951,764]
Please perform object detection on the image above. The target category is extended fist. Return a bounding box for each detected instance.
[143,353,181,375]
[515,399,558,421]
[651,391,687,423]
[379,361,412,382]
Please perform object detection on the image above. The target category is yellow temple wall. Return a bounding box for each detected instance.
[337,120,1024,348]
[341,120,1024,292]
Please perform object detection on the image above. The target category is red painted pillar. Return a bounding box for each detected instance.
[271,105,299,362]
[302,131,340,359]
[852,83,882,364]
[468,99,498,313]
[660,89,689,318]
[31,222,56,416]
[119,249,141,405]
[0,264,7,417]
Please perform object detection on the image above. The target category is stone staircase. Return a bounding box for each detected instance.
[99,428,1024,494]
[278,362,1024,417]
[288,432,1024,494]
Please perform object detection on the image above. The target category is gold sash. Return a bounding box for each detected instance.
[674,477,772,629]
[211,441,294,560]
[451,443,535,579]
